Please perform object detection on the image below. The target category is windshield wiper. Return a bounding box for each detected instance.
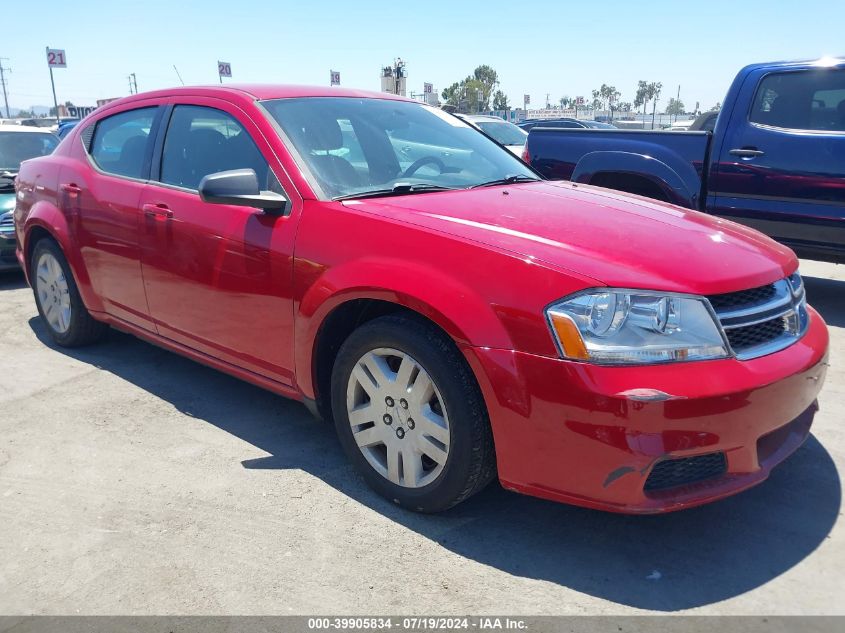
[334,183,454,201]
[470,174,540,189]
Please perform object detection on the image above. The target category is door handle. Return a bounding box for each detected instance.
[729,148,765,158]
[142,203,173,219]
[60,183,82,196]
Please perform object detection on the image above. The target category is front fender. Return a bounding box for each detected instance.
[572,151,698,209]
[294,256,517,399]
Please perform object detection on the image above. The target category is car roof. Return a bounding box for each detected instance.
[458,114,508,122]
[739,56,845,74]
[523,118,580,124]
[96,84,413,117]
[0,125,58,133]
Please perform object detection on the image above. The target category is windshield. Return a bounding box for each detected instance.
[0,132,59,172]
[475,120,528,145]
[583,121,617,129]
[261,97,536,199]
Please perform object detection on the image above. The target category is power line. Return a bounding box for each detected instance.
[0,58,11,118]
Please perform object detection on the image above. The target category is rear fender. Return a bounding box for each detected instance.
[23,200,104,313]
[572,151,698,209]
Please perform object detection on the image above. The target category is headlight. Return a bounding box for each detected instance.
[546,289,729,365]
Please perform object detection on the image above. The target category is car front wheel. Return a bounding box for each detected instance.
[331,314,495,512]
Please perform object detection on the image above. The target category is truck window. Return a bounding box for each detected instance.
[750,69,845,132]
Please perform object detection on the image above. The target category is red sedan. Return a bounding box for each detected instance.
[14,86,828,513]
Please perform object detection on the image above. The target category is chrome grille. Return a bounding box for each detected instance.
[708,284,777,311]
[707,275,809,360]
[0,212,14,239]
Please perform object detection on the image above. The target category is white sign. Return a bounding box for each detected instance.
[424,82,433,94]
[46,49,67,68]
[576,96,585,106]
[330,71,341,86]
[524,94,530,105]
[218,61,232,78]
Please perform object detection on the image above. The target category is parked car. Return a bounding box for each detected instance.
[523,57,845,263]
[56,120,80,139]
[1,126,59,271]
[455,114,527,155]
[667,118,695,131]
[519,118,617,131]
[687,110,720,132]
[14,85,828,514]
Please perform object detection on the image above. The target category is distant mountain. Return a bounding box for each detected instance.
[4,105,52,117]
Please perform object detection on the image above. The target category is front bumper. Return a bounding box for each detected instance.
[464,306,829,514]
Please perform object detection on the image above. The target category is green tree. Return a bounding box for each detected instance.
[649,81,663,128]
[492,89,510,111]
[441,64,502,113]
[634,80,649,117]
[473,65,499,91]
[709,102,722,112]
[665,97,685,116]
[600,84,621,121]
[441,81,463,106]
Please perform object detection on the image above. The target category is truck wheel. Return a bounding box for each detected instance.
[331,314,496,513]
[31,238,107,347]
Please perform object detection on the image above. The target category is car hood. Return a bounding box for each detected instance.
[342,181,796,295]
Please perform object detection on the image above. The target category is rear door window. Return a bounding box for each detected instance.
[750,69,845,132]
[90,107,157,179]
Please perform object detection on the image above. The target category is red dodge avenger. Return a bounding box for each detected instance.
[14,86,829,513]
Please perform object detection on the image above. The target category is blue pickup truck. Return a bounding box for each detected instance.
[524,57,845,263]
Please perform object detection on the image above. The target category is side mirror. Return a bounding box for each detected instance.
[198,169,288,215]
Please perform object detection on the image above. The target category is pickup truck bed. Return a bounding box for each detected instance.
[530,128,711,209]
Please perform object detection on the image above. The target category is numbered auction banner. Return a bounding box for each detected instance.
[46,48,67,68]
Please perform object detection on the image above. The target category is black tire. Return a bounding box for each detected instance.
[30,238,107,347]
[331,314,496,513]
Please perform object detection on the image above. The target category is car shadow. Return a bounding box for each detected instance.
[27,316,841,612]
[804,274,845,328]
[0,270,26,291]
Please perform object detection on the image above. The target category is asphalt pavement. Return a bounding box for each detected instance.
[0,260,842,615]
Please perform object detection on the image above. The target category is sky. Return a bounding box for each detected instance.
[2,0,844,115]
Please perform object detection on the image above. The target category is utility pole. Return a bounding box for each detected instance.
[675,84,680,123]
[127,73,137,95]
[46,47,60,126]
[0,58,11,118]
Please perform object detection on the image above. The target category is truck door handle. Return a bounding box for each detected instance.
[60,183,82,196]
[729,148,765,158]
[142,203,173,219]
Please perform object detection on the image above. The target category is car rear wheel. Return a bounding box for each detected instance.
[31,238,107,347]
[331,314,495,512]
